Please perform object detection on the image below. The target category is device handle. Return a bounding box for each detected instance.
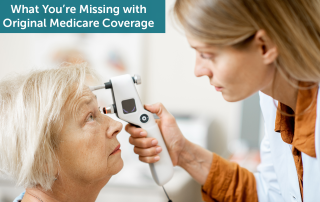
[143,124,174,186]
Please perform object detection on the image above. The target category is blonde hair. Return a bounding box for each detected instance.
[0,63,95,190]
[174,0,320,82]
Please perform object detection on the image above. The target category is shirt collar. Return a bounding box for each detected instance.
[274,82,318,157]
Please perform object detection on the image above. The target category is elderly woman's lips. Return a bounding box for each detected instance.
[110,144,121,156]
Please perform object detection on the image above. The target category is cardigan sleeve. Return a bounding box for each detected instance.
[201,153,258,202]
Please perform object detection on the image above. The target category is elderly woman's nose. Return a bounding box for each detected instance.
[106,119,123,138]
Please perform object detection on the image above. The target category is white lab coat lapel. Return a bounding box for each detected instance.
[303,86,320,202]
[260,92,301,202]
[315,85,320,172]
[267,126,302,202]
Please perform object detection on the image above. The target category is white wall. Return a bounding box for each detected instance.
[0,34,32,79]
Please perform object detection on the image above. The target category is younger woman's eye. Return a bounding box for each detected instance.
[86,114,94,122]
[200,52,213,60]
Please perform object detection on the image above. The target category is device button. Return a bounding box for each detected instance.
[140,114,149,123]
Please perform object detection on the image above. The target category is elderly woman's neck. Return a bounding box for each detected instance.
[24,176,111,202]
[261,72,299,112]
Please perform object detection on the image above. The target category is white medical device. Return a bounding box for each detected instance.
[90,74,174,187]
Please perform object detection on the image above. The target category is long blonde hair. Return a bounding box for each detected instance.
[174,0,320,82]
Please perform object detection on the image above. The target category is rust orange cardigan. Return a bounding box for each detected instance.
[201,83,317,202]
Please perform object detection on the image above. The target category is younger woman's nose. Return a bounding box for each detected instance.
[194,57,213,78]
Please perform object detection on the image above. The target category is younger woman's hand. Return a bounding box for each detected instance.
[125,103,186,166]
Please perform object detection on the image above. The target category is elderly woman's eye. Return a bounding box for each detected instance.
[86,114,94,122]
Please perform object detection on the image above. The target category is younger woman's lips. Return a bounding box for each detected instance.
[110,144,121,156]
[215,86,223,91]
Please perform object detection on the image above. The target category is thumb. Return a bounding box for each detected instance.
[144,103,170,119]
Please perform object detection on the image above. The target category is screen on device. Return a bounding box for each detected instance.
[122,99,137,114]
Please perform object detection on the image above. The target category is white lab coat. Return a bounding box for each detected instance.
[256,90,320,202]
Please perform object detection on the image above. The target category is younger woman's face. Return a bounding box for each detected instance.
[57,86,123,185]
[187,33,276,102]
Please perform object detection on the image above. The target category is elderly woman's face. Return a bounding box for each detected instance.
[57,86,123,184]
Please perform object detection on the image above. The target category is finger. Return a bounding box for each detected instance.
[134,146,162,157]
[129,137,158,148]
[139,155,160,164]
[125,124,147,138]
[144,103,171,120]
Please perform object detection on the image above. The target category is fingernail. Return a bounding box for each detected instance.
[154,156,160,161]
[152,139,158,146]
[156,147,162,153]
[140,132,147,136]
[144,104,151,107]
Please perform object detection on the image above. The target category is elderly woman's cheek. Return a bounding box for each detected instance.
[94,123,123,175]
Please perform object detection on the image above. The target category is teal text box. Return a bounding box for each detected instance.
[0,0,165,33]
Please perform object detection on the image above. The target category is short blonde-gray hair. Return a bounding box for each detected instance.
[0,63,95,190]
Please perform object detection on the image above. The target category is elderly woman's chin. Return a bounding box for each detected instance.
[107,152,124,176]
[87,153,124,183]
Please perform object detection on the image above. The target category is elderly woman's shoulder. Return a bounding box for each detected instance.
[13,192,25,202]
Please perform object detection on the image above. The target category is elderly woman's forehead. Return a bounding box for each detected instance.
[65,86,96,114]
[75,87,96,104]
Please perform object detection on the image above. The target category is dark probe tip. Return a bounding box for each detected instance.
[104,81,112,89]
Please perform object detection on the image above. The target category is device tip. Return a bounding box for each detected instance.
[102,106,115,114]
[89,85,105,92]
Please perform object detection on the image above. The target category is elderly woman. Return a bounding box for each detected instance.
[0,64,123,202]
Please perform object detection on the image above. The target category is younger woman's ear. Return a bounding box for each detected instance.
[254,30,278,65]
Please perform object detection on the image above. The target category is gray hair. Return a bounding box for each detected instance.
[0,63,95,190]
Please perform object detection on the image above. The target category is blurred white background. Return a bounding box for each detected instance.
[0,0,264,201]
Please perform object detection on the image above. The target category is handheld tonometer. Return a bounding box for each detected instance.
[90,74,174,187]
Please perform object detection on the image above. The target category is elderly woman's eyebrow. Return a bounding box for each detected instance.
[71,95,97,118]
[80,96,97,108]
[79,96,94,105]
